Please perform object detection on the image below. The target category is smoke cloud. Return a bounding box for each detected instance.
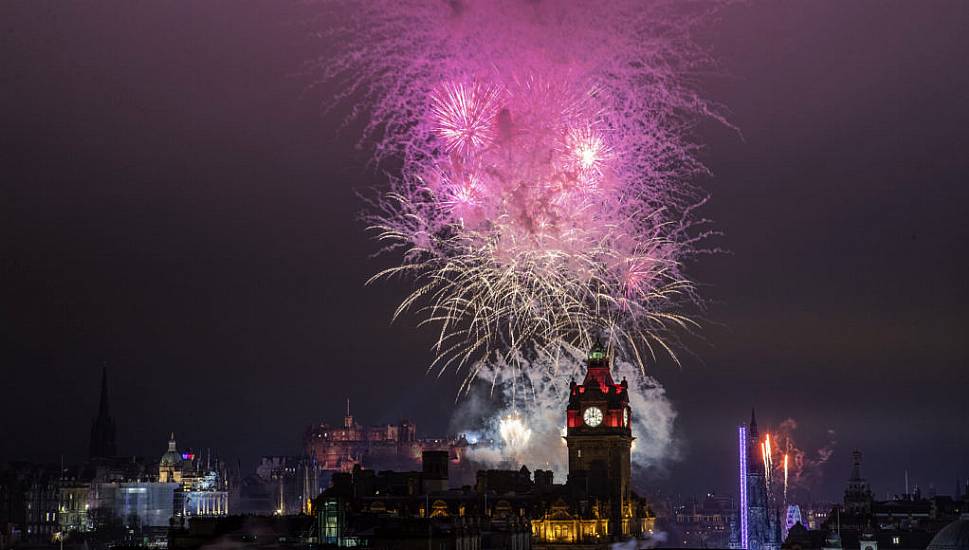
[451,348,680,488]
[773,417,837,501]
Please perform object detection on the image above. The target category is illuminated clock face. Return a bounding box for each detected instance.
[623,408,629,427]
[583,407,603,427]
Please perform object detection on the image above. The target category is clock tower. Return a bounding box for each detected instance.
[565,343,634,537]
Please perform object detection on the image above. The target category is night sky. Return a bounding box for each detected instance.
[2,1,967,501]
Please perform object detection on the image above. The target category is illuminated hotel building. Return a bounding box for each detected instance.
[531,343,653,545]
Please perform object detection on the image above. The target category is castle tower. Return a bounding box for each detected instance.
[89,366,117,459]
[564,343,633,538]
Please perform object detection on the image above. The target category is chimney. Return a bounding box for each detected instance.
[421,450,449,493]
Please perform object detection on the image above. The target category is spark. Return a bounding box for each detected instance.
[763,433,774,494]
[563,125,612,183]
[762,441,769,477]
[783,453,790,504]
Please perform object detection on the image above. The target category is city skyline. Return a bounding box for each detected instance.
[6,364,963,506]
[2,0,968,507]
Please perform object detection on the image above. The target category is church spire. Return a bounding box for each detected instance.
[850,450,863,481]
[98,366,110,417]
[90,365,117,459]
[747,408,764,474]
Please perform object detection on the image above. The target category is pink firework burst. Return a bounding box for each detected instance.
[317,0,729,382]
[562,125,612,187]
[430,81,505,157]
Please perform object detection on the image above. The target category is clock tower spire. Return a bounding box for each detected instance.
[565,342,634,538]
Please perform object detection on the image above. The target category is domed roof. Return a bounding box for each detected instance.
[823,530,843,549]
[159,432,183,467]
[928,517,969,550]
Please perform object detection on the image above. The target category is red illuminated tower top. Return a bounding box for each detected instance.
[566,342,631,434]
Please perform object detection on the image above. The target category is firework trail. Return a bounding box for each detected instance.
[765,419,838,501]
[762,433,774,496]
[783,453,790,504]
[318,0,728,386]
